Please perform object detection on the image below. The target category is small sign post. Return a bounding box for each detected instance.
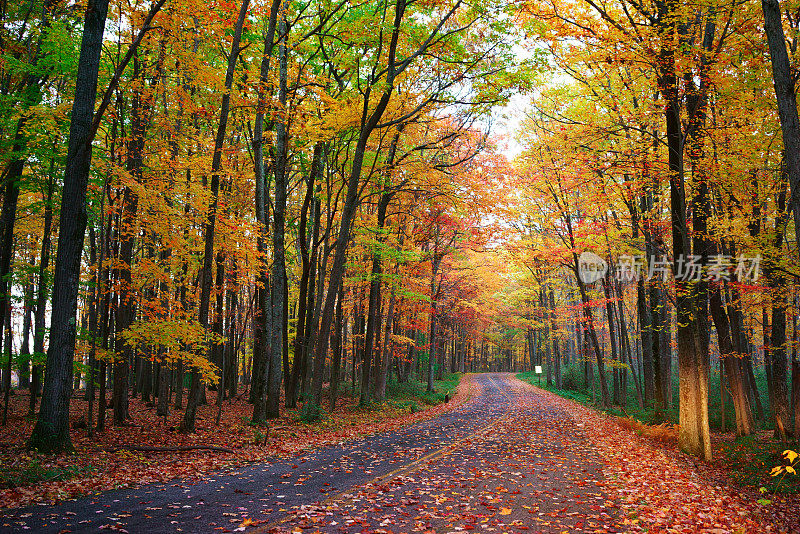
[535,365,542,387]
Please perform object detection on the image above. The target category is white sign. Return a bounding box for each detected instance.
[535,366,542,374]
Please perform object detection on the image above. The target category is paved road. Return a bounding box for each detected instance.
[1,374,617,533]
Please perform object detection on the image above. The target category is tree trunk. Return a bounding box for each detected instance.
[760,8,800,428]
[84,227,100,432]
[791,299,800,438]
[762,0,800,262]
[660,299,673,409]
[211,251,226,391]
[27,0,112,453]
[266,17,289,420]
[639,276,655,405]
[544,289,552,387]
[226,257,239,399]
[362,194,393,404]
[792,357,800,439]
[157,356,170,417]
[615,273,643,407]
[0,122,26,417]
[709,283,754,436]
[428,289,439,392]
[374,278,396,401]
[768,261,791,440]
[572,265,609,405]
[329,286,344,410]
[729,282,763,420]
[656,0,712,459]
[288,144,322,407]
[18,275,34,390]
[602,278,620,403]
[766,175,791,440]
[249,0,281,424]
[650,281,666,413]
[96,194,112,432]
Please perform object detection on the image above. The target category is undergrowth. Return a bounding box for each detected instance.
[0,458,96,489]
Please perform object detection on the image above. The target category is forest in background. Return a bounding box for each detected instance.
[503,0,800,462]
[0,0,799,465]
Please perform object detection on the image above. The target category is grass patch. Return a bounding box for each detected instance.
[516,369,680,425]
[718,435,800,494]
[0,457,96,489]
[385,373,461,411]
[286,374,462,420]
[518,360,781,432]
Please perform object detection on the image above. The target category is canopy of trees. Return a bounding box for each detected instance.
[1,0,798,460]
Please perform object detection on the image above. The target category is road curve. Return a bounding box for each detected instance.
[1,374,617,533]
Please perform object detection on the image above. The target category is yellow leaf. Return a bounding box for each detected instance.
[499,507,512,515]
[783,450,799,464]
[239,518,255,528]
[786,466,797,475]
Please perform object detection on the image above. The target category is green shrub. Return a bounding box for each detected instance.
[384,373,460,406]
[0,458,96,489]
[561,363,585,390]
[720,436,800,494]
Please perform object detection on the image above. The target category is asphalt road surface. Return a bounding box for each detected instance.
[1,374,618,533]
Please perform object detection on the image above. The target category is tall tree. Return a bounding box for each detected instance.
[27,0,113,453]
[250,0,282,425]
[762,0,800,253]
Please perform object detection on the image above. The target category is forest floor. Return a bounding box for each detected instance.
[0,374,467,511]
[517,373,800,533]
[2,374,798,533]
